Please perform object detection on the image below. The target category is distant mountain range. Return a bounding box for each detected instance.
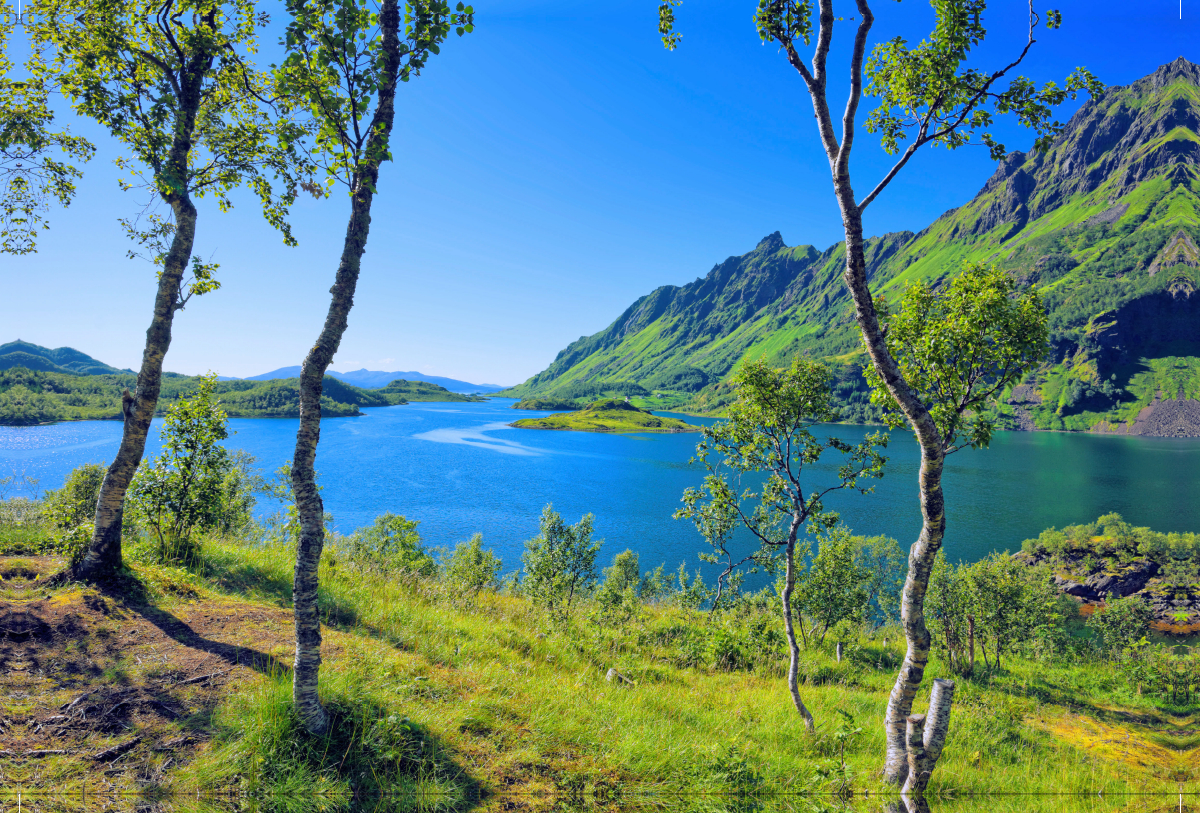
[0,341,506,394]
[504,57,1200,437]
[0,341,133,376]
[244,366,507,393]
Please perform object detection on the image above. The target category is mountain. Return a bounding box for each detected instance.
[245,366,505,393]
[505,57,1200,436]
[0,341,132,376]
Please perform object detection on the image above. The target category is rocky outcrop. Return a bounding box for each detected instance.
[969,58,1200,238]
[1128,396,1200,436]
[1019,547,1199,630]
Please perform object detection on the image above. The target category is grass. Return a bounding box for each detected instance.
[171,540,1197,796]
[6,530,1198,808]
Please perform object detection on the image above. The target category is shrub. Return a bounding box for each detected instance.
[444,533,502,592]
[346,512,436,577]
[127,373,239,560]
[42,462,106,565]
[1088,594,1151,659]
[521,504,600,620]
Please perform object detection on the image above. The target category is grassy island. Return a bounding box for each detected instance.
[375,379,488,402]
[509,398,699,432]
[511,397,580,410]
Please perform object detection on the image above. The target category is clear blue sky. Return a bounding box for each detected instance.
[1,0,1192,385]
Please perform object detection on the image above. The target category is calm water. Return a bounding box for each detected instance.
[2,398,1199,573]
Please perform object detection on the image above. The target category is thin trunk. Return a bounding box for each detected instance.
[967,615,975,676]
[787,0,950,785]
[901,678,955,797]
[780,536,815,732]
[835,191,947,788]
[941,617,955,672]
[290,0,402,737]
[75,55,211,582]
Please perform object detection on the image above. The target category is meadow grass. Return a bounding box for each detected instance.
[116,534,1194,803]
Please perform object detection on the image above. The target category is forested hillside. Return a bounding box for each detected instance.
[0,368,479,425]
[0,340,133,376]
[505,58,1200,435]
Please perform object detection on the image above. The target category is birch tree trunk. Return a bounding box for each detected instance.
[831,172,947,789]
[75,61,211,582]
[290,0,402,737]
[780,534,815,732]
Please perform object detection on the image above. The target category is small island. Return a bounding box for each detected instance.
[511,397,580,410]
[509,398,699,433]
[375,379,487,402]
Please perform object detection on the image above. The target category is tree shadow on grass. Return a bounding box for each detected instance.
[182,553,415,655]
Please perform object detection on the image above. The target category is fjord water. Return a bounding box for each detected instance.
[2,398,1199,572]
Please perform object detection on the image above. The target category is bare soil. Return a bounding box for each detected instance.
[0,555,307,793]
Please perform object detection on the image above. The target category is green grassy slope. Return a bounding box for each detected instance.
[505,58,1200,432]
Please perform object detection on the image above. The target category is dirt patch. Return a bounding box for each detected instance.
[0,555,311,792]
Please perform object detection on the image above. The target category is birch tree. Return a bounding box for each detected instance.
[37,0,311,581]
[0,18,94,255]
[660,0,1094,791]
[676,357,886,732]
[275,0,473,735]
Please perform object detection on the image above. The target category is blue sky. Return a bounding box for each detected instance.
[2,0,1194,385]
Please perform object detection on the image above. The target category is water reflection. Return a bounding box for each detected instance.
[412,422,549,457]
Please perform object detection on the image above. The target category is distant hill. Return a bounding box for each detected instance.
[375,379,486,402]
[0,370,484,426]
[504,57,1200,437]
[245,366,506,393]
[0,341,132,376]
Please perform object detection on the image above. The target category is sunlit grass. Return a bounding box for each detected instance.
[121,533,1192,801]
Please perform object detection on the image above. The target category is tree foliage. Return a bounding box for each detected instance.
[521,504,601,620]
[35,0,311,248]
[0,22,94,254]
[866,264,1050,451]
[127,373,234,557]
[275,0,474,193]
[677,357,887,603]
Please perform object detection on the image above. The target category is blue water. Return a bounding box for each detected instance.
[3,398,1200,574]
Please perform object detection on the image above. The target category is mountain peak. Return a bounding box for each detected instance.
[1145,56,1200,90]
[756,231,785,252]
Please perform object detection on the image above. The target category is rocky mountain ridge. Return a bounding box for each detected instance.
[507,58,1200,436]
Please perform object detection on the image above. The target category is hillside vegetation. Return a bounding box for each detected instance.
[0,340,133,376]
[0,367,480,425]
[503,59,1200,435]
[1,495,1195,802]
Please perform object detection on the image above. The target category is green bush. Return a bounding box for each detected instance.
[521,504,600,620]
[443,532,502,592]
[42,462,106,565]
[127,374,253,561]
[1088,594,1151,659]
[346,512,436,577]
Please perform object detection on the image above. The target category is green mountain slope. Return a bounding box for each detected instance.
[0,340,133,376]
[505,58,1200,436]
